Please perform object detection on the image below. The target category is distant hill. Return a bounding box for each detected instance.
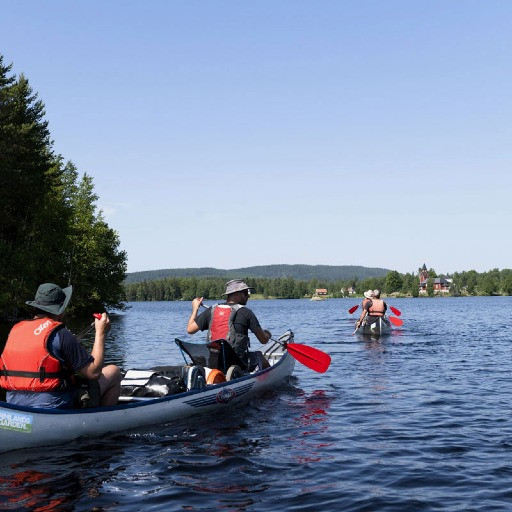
[125,264,391,284]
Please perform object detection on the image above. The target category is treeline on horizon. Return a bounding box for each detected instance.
[124,264,391,284]
[124,268,512,302]
[0,55,127,320]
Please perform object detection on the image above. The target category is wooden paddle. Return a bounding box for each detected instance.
[271,338,331,373]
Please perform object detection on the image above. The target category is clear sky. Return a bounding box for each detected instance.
[1,1,511,275]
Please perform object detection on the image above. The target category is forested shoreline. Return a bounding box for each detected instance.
[124,268,512,301]
[0,55,127,320]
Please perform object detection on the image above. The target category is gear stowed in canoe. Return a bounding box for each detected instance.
[0,330,331,454]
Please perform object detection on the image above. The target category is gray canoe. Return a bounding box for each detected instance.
[0,341,294,454]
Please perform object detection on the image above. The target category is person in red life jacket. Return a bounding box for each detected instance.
[186,279,272,370]
[0,283,122,408]
[355,288,387,329]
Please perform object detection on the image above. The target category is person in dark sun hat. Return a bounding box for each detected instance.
[186,279,272,372]
[0,283,121,409]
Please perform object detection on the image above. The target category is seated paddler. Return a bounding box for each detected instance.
[0,283,122,408]
[186,279,271,371]
[355,288,388,329]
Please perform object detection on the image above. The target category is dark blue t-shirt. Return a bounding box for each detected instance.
[6,327,94,409]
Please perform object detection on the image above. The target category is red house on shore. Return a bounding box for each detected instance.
[419,264,451,294]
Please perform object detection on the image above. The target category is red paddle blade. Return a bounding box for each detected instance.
[389,316,403,326]
[389,306,401,316]
[286,343,331,373]
[348,305,358,314]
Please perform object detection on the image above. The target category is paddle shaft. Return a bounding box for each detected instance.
[76,313,103,341]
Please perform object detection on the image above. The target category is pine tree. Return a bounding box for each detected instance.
[0,54,127,318]
[0,58,68,317]
[64,170,127,313]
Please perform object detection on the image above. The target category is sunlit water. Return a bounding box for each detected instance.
[1,297,512,511]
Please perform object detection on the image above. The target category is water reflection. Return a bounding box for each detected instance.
[0,467,77,510]
[291,389,334,465]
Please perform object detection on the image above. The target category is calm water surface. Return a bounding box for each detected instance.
[1,297,512,511]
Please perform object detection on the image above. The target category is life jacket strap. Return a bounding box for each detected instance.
[0,368,65,381]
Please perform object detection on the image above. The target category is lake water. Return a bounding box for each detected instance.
[1,297,512,511]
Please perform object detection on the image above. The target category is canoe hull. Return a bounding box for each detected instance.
[355,317,392,336]
[0,350,295,453]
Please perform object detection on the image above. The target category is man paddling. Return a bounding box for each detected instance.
[0,283,121,408]
[355,288,388,330]
[187,279,271,370]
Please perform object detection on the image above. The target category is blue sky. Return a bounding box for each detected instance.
[2,1,511,275]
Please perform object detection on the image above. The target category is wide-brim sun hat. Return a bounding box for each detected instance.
[222,279,255,296]
[26,283,73,315]
[363,290,373,299]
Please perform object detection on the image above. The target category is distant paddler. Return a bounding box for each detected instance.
[355,289,388,330]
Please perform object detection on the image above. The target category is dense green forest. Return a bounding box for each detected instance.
[0,55,127,320]
[124,268,512,301]
[125,264,391,284]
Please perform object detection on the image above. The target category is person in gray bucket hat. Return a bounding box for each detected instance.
[221,279,255,296]
[0,283,121,409]
[187,279,272,373]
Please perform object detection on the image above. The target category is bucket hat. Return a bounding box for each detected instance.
[25,283,73,315]
[363,290,373,299]
[222,279,254,296]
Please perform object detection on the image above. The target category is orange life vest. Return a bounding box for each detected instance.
[368,299,386,317]
[0,318,67,392]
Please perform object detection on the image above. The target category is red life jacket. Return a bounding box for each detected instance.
[0,318,67,392]
[207,304,250,366]
[368,299,386,317]
[208,304,242,342]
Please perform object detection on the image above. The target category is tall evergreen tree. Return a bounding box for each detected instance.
[0,58,68,316]
[0,54,127,318]
[63,170,127,313]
